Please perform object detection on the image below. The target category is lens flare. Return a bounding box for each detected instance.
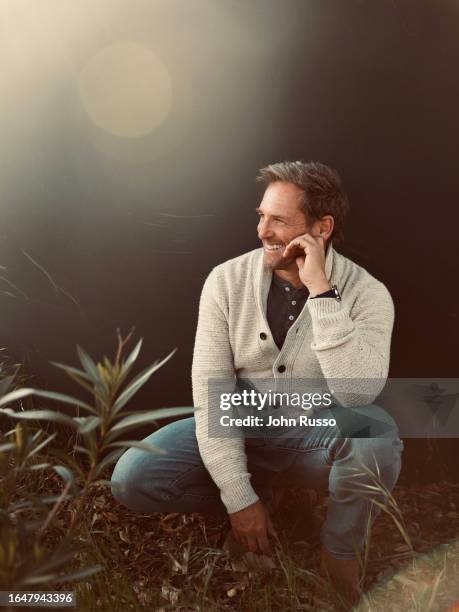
[78,42,173,138]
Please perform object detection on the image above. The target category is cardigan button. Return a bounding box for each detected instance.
[277,365,286,373]
[259,332,267,340]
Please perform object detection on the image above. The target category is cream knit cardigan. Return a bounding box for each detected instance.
[191,245,394,513]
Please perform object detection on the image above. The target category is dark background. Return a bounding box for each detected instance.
[1,0,458,480]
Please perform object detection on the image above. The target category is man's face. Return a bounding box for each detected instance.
[256,181,311,270]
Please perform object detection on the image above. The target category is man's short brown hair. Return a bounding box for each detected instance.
[256,161,350,246]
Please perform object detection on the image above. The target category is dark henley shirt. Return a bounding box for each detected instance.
[266,274,310,350]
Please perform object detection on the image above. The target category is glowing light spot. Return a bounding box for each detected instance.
[78,42,172,138]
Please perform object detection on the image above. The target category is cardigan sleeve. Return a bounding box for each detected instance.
[306,279,394,406]
[192,267,260,513]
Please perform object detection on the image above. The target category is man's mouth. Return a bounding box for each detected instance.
[264,243,285,252]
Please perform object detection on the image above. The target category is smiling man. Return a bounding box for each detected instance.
[111,161,403,607]
[256,178,334,294]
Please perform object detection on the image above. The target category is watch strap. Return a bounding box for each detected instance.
[311,284,341,301]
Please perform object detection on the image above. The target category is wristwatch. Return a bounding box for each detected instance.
[311,284,341,301]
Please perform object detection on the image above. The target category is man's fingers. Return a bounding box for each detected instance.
[257,532,272,556]
[296,256,305,270]
[246,534,259,554]
[285,233,324,255]
[304,232,324,245]
[228,501,276,556]
[238,530,271,556]
[232,528,243,546]
[284,238,307,255]
[267,517,279,540]
[234,529,251,553]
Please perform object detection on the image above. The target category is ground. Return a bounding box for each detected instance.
[70,481,459,611]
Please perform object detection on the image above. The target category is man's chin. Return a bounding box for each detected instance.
[263,251,293,270]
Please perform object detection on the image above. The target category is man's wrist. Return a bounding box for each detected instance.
[306,280,331,296]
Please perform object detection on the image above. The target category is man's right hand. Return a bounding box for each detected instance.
[229,500,278,555]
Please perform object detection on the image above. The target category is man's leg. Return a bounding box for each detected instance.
[263,404,404,559]
[111,417,224,514]
[110,416,276,515]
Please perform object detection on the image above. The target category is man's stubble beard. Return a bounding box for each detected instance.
[263,252,296,271]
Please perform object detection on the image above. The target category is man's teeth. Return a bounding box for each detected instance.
[265,244,284,251]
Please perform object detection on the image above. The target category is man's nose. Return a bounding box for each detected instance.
[257,219,273,239]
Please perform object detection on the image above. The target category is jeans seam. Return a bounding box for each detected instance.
[174,491,222,503]
[264,441,330,454]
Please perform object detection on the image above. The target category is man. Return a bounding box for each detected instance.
[111,161,403,606]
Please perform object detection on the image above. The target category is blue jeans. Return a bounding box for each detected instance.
[111,404,403,559]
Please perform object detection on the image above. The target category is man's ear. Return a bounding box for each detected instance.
[317,215,334,240]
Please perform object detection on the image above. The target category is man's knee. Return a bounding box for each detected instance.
[110,445,159,510]
[110,417,203,512]
[351,435,404,487]
[347,403,400,437]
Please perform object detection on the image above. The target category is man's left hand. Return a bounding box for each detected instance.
[283,234,331,295]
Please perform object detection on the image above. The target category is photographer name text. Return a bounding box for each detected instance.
[220,414,337,427]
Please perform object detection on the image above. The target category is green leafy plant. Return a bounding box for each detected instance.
[0,330,194,594]
[0,418,102,590]
[1,329,193,489]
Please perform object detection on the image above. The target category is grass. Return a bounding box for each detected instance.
[0,334,458,611]
[68,488,457,612]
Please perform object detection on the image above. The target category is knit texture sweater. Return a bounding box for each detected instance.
[191,245,394,514]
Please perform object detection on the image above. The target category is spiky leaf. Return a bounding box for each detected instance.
[0,373,16,397]
[75,416,102,434]
[0,442,15,453]
[53,564,104,583]
[49,361,91,382]
[122,338,143,373]
[111,348,177,415]
[106,407,194,442]
[54,465,75,485]
[0,387,35,407]
[76,345,99,381]
[0,408,78,428]
[28,432,57,459]
[93,448,125,477]
[31,389,96,415]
